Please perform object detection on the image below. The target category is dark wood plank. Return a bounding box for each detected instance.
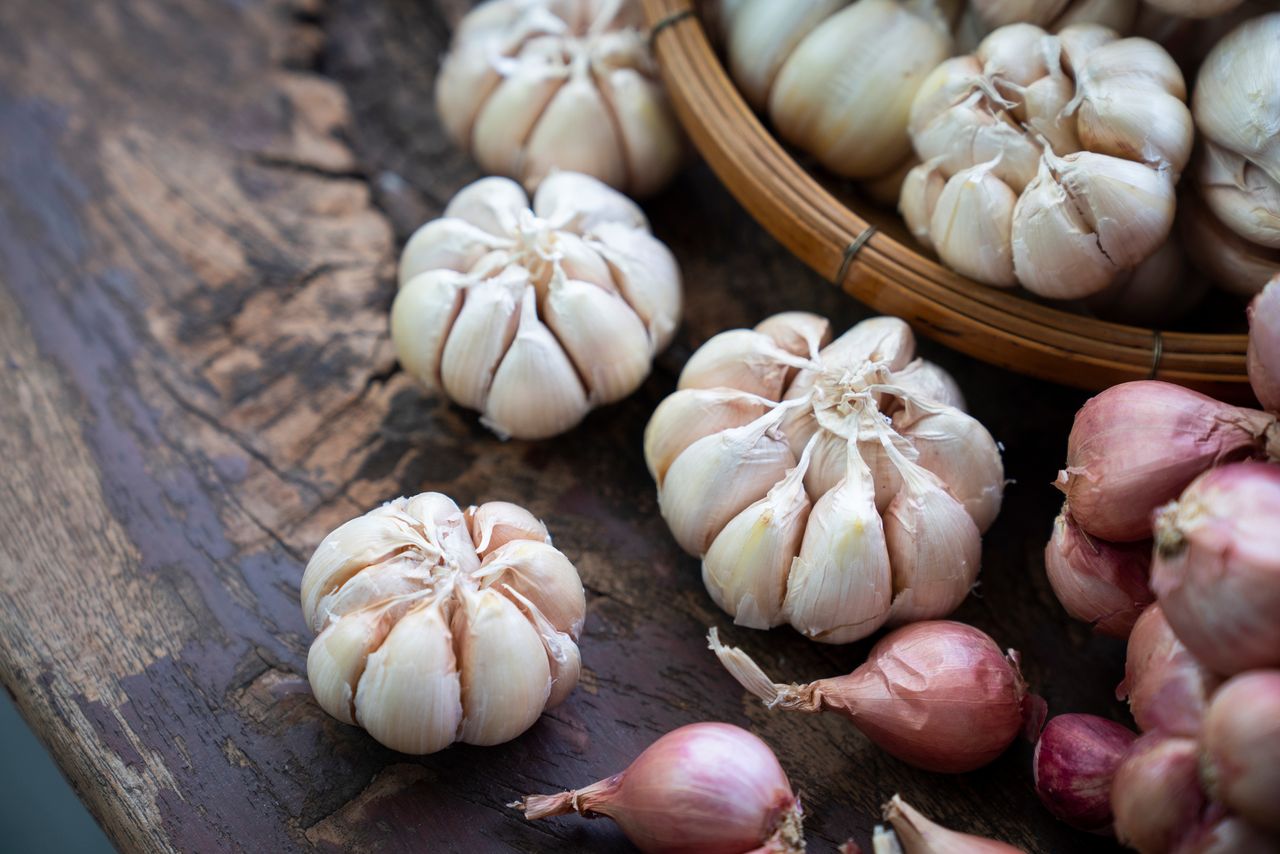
[0,0,1127,851]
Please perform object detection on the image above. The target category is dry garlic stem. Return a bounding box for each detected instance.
[904,23,1191,298]
[1192,13,1280,250]
[392,173,681,440]
[648,313,1004,642]
[436,0,681,196]
[301,493,585,753]
[720,0,953,180]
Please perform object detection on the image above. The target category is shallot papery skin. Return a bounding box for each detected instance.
[1249,277,1280,412]
[1152,461,1280,674]
[1121,604,1218,736]
[1201,671,1280,832]
[1111,733,1206,854]
[1055,381,1278,542]
[1033,714,1137,834]
[709,621,1033,774]
[877,795,1025,853]
[1044,511,1154,638]
[514,722,804,854]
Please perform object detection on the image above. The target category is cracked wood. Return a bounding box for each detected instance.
[0,0,1124,851]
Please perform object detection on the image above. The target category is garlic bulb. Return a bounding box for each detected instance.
[301,493,585,754]
[1180,190,1280,297]
[903,24,1191,299]
[435,0,681,196]
[1192,14,1280,249]
[392,173,682,440]
[968,0,1138,36]
[1147,0,1245,18]
[719,0,954,181]
[645,313,1004,643]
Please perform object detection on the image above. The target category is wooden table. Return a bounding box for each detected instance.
[0,1,1130,850]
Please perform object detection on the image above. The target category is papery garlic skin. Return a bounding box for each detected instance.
[435,0,681,196]
[647,314,1004,643]
[392,173,681,440]
[904,23,1190,298]
[301,494,585,754]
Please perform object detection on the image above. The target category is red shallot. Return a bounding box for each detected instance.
[513,722,803,854]
[873,795,1024,853]
[1152,461,1280,674]
[708,622,1035,774]
[1033,714,1137,834]
[1121,605,1218,736]
[1044,510,1154,638]
[1201,670,1280,833]
[1111,733,1206,854]
[1248,275,1280,413]
[1055,381,1278,542]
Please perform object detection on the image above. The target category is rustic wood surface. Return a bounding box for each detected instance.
[0,0,1130,851]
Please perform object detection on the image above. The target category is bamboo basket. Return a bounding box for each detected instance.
[641,0,1252,402]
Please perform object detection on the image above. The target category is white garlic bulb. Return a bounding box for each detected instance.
[645,313,1004,644]
[903,23,1191,299]
[435,0,682,196]
[1181,191,1280,298]
[719,0,954,181]
[392,172,682,440]
[301,494,585,754]
[1192,13,1280,250]
[968,0,1138,34]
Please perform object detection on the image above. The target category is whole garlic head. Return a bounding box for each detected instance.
[391,172,682,440]
[301,494,585,754]
[967,0,1138,35]
[435,0,682,196]
[903,24,1192,299]
[719,0,954,181]
[644,313,1005,644]
[1192,13,1280,250]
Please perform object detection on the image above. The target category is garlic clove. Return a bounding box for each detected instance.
[911,94,1042,194]
[595,68,682,199]
[442,176,529,238]
[816,315,917,375]
[533,169,648,233]
[802,424,908,514]
[643,388,772,487]
[976,22,1050,88]
[301,504,419,631]
[480,538,586,640]
[1020,62,1081,154]
[659,408,796,556]
[887,359,966,411]
[1198,140,1280,250]
[306,602,406,726]
[450,587,551,746]
[754,311,832,360]
[783,440,892,644]
[724,0,846,110]
[465,501,550,558]
[503,584,581,709]
[1011,160,1119,298]
[900,159,948,252]
[702,444,812,630]
[470,40,569,179]
[440,271,526,412]
[1076,36,1188,102]
[390,270,468,391]
[435,39,505,150]
[1180,189,1280,297]
[1076,82,1193,173]
[585,222,682,351]
[522,73,626,193]
[1193,13,1280,185]
[543,272,652,404]
[677,329,799,401]
[314,555,427,625]
[483,284,589,440]
[767,0,952,179]
[908,55,984,139]
[402,492,482,575]
[398,218,507,286]
[547,231,616,293]
[354,598,464,755]
[930,162,1019,288]
[1055,24,1119,79]
[894,399,1005,533]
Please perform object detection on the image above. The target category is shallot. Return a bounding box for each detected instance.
[874,795,1024,853]
[1044,510,1153,638]
[514,722,803,853]
[708,621,1035,773]
[1201,670,1280,832]
[1111,733,1206,854]
[1121,604,1218,736]
[1033,713,1136,834]
[1152,461,1280,675]
[1055,381,1278,542]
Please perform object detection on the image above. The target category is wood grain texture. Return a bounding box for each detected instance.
[0,0,1126,851]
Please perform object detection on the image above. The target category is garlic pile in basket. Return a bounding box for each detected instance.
[436,0,681,197]
[391,172,681,440]
[302,494,585,754]
[644,313,1004,643]
[902,23,1193,298]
